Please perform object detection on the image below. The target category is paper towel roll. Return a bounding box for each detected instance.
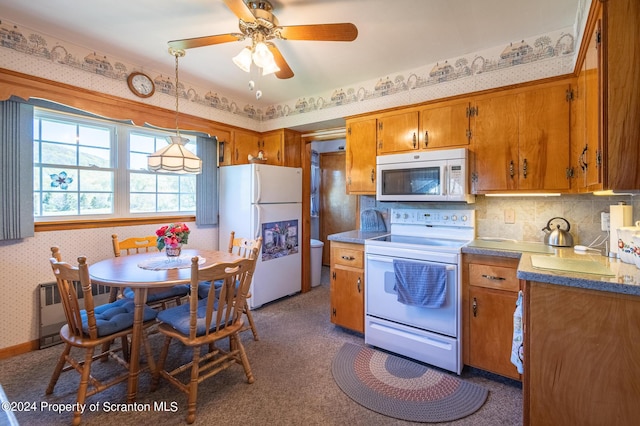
[610,204,633,255]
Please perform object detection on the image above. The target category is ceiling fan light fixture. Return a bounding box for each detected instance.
[261,59,281,76]
[232,46,252,72]
[251,41,273,68]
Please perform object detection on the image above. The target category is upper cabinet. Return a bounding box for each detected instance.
[570,1,603,192]
[232,129,260,165]
[601,0,640,191]
[376,110,419,154]
[419,99,473,149]
[346,117,377,194]
[229,129,301,167]
[473,81,572,193]
[214,127,232,167]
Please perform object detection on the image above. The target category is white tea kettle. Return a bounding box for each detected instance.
[542,217,574,247]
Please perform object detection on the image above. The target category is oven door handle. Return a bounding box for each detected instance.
[366,254,455,270]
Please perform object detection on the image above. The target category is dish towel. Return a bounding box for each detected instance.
[393,259,447,308]
[510,290,524,374]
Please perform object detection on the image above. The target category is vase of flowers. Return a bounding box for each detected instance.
[156,222,190,258]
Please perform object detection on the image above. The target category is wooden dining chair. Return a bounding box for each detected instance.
[151,253,259,424]
[197,232,262,340]
[46,250,158,426]
[111,234,190,310]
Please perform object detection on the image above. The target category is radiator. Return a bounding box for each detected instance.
[39,282,111,348]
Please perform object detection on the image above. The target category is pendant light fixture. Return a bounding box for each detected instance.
[147,47,202,174]
[232,33,280,77]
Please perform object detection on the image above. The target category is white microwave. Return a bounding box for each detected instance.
[376,148,474,203]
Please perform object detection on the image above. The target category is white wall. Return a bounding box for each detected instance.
[0,222,218,350]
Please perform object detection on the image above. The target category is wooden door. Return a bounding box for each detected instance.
[261,131,283,165]
[376,110,419,154]
[419,99,471,149]
[345,118,377,194]
[320,152,358,265]
[330,264,364,333]
[517,83,571,191]
[473,93,519,192]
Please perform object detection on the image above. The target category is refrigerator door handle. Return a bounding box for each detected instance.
[254,204,262,239]
[254,167,262,204]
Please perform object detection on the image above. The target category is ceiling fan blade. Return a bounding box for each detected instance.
[278,23,358,42]
[223,0,256,23]
[267,43,294,79]
[168,34,240,50]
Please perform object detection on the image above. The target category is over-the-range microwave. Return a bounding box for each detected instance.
[376,148,475,203]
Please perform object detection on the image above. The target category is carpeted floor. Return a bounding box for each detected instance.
[0,267,523,425]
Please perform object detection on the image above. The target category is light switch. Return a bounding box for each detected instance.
[504,209,515,224]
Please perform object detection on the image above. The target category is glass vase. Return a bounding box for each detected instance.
[165,243,182,259]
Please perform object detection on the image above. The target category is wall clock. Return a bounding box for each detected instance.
[127,71,155,98]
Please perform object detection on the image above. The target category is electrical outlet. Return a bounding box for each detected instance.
[601,212,610,231]
[504,208,515,224]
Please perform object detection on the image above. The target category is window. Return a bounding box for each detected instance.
[33,109,197,220]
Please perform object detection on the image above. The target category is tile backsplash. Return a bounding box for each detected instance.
[361,194,640,250]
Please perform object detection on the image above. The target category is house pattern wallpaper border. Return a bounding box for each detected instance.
[1,17,573,130]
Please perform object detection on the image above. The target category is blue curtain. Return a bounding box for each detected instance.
[0,100,34,240]
[195,135,218,226]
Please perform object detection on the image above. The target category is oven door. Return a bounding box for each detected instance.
[365,253,458,337]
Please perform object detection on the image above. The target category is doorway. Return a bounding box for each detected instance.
[319,151,358,265]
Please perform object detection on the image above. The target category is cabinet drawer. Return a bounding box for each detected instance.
[469,264,519,291]
[333,247,364,268]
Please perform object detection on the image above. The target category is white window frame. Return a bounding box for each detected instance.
[33,108,197,222]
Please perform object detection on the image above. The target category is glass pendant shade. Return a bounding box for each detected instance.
[148,135,202,174]
[261,59,281,76]
[251,42,272,68]
[232,47,252,72]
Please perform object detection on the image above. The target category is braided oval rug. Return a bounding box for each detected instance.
[331,343,488,423]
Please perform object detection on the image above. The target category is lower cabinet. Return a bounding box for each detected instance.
[330,241,364,333]
[462,254,522,380]
[524,281,640,425]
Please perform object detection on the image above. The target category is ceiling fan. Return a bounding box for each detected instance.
[167,0,358,79]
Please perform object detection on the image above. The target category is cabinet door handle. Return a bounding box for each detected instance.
[473,297,478,317]
[424,131,429,148]
[370,168,375,183]
[523,158,528,179]
[357,276,361,293]
[412,132,417,148]
[341,255,355,261]
[509,160,515,178]
[235,148,239,161]
[481,274,506,281]
[277,150,281,162]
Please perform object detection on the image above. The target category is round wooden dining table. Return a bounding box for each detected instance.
[89,248,241,403]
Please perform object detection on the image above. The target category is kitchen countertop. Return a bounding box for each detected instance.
[329,231,640,297]
[462,240,640,297]
[327,230,388,245]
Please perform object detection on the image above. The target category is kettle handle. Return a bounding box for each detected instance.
[547,216,570,232]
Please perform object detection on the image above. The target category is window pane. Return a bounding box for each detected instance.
[33,193,41,216]
[130,133,157,153]
[41,192,78,216]
[130,193,156,213]
[130,152,150,171]
[180,193,196,210]
[80,170,113,191]
[41,119,76,144]
[130,173,156,192]
[79,126,110,148]
[79,193,112,214]
[158,174,179,192]
[41,142,77,166]
[158,193,179,212]
[180,175,196,192]
[79,146,110,167]
[44,167,78,191]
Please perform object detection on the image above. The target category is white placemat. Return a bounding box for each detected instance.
[137,255,206,271]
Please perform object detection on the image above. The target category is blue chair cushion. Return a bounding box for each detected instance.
[196,279,224,300]
[123,284,190,303]
[157,297,228,336]
[80,298,158,337]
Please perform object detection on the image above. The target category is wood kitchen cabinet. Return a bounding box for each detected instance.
[419,98,472,149]
[570,1,602,192]
[345,117,377,194]
[230,128,301,167]
[330,241,365,333]
[473,81,572,193]
[232,129,260,165]
[462,254,522,380]
[524,281,640,425]
[213,127,232,166]
[376,110,419,154]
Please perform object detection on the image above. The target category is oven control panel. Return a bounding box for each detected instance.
[391,208,475,228]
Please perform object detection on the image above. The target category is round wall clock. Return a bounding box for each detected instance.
[127,71,155,98]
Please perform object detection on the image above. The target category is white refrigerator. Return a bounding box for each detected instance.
[219,164,302,308]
